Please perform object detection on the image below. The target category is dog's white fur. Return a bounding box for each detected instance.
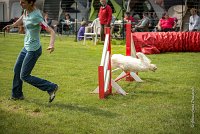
[111,52,157,72]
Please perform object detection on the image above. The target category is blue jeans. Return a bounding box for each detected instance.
[12,47,57,98]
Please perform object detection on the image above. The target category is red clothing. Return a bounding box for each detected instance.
[98,5,112,25]
[124,16,135,23]
[160,17,175,29]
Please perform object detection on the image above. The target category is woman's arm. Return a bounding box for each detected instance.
[3,15,23,31]
[172,21,177,29]
[45,26,56,53]
[157,20,161,31]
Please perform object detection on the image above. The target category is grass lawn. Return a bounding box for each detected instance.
[0,33,199,134]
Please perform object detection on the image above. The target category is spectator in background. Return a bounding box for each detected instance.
[133,12,150,32]
[77,21,87,41]
[98,0,112,42]
[189,8,200,31]
[43,12,52,27]
[63,13,74,33]
[132,12,141,24]
[124,12,135,23]
[157,12,177,32]
[57,13,74,34]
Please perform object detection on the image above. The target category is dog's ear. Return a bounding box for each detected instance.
[136,52,151,64]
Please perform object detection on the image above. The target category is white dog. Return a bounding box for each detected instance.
[111,52,157,72]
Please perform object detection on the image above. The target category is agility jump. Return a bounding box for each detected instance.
[113,23,143,82]
[92,27,126,99]
[93,24,157,99]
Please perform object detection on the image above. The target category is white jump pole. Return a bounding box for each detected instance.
[92,27,127,99]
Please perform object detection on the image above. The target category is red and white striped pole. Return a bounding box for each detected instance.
[98,27,112,99]
[125,23,134,81]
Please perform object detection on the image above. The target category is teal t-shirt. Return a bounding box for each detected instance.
[23,9,44,51]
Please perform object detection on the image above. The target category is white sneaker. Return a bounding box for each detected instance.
[49,85,58,103]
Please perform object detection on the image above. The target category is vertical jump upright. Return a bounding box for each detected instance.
[93,27,127,99]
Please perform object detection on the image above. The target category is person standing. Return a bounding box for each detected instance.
[189,8,200,31]
[3,0,58,103]
[98,0,112,42]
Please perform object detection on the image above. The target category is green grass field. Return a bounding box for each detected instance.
[0,33,199,134]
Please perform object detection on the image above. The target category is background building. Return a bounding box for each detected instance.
[0,0,199,31]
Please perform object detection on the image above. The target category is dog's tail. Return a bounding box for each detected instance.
[136,52,151,64]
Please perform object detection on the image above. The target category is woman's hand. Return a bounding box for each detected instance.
[3,25,13,32]
[47,46,55,53]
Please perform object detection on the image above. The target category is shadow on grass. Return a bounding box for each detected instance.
[135,90,172,95]
[141,77,161,82]
[120,78,172,96]
[25,100,119,118]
